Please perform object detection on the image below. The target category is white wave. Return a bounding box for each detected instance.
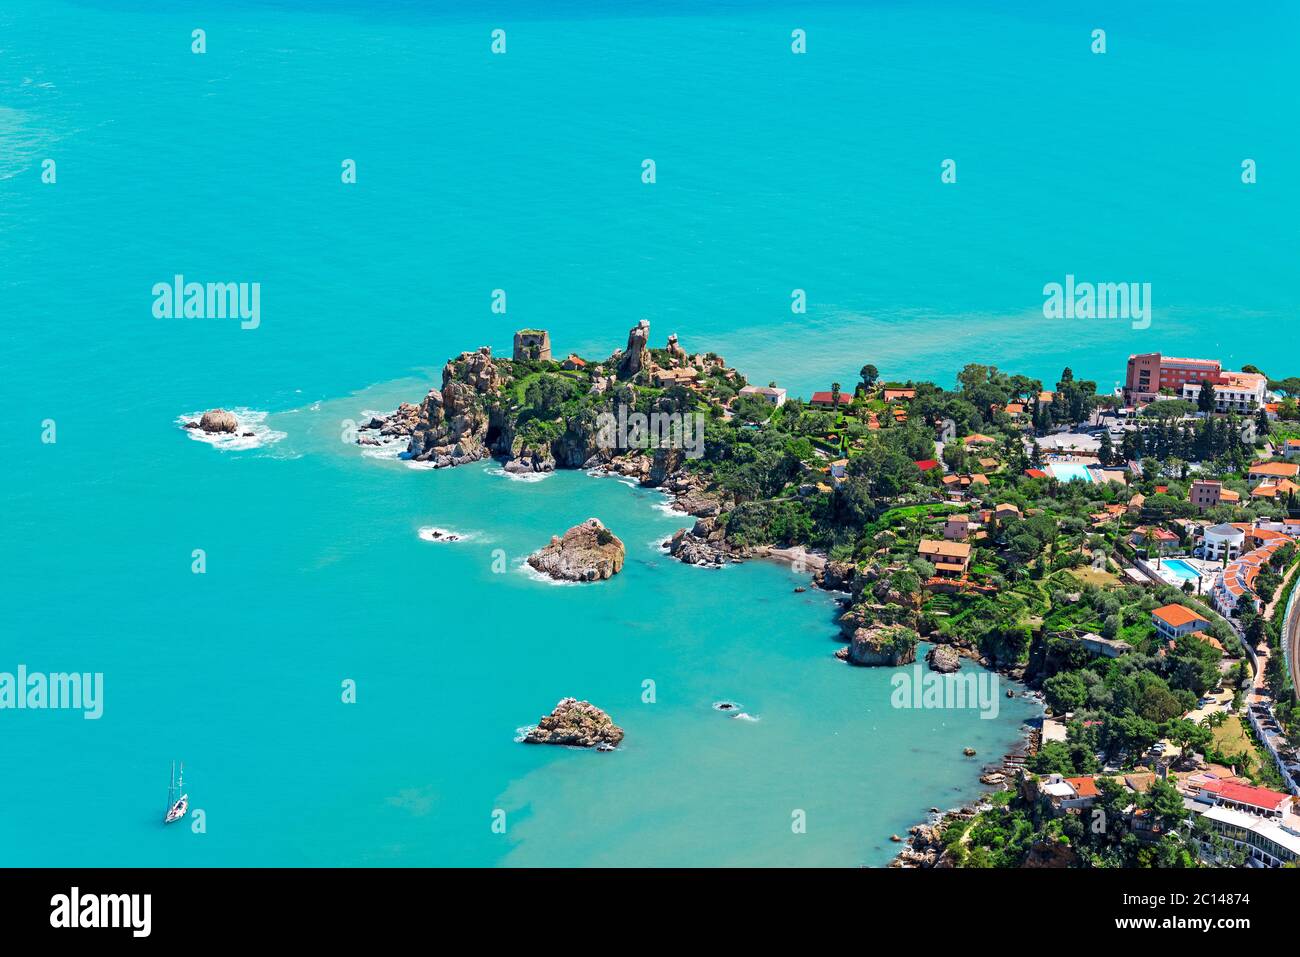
[177,409,286,451]
[585,468,640,489]
[361,440,407,461]
[513,725,536,743]
[732,712,760,722]
[652,498,686,517]
[418,526,477,544]
[487,466,553,483]
[516,558,580,586]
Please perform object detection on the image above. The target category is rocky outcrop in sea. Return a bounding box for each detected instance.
[193,409,239,434]
[835,624,918,667]
[522,698,624,749]
[528,518,626,582]
[357,347,501,467]
[668,516,735,568]
[926,644,962,673]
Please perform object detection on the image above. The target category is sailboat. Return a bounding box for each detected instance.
[164,760,188,825]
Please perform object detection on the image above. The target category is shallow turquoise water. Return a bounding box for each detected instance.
[3,384,1039,866]
[1,0,1291,866]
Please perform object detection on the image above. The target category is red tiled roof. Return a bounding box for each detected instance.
[809,391,851,406]
[1206,781,1291,812]
[1065,776,1099,798]
[1025,468,1048,479]
[914,459,940,472]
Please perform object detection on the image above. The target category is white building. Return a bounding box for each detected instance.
[1151,604,1210,641]
[737,385,787,407]
[1199,523,1245,562]
[1181,371,1268,413]
[1198,805,1300,867]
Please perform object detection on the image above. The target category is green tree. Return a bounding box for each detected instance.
[1044,671,1088,714]
[1197,380,1217,415]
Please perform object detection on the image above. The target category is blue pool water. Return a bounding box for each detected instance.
[1162,559,1202,581]
[1048,462,1095,483]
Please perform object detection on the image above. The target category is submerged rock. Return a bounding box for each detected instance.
[198,409,239,434]
[523,698,624,749]
[527,518,625,582]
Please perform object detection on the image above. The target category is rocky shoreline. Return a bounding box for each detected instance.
[890,724,1039,868]
[350,322,1042,864]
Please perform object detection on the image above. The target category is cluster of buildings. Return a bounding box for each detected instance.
[1210,526,1295,614]
[1031,770,1300,867]
[1122,352,1268,412]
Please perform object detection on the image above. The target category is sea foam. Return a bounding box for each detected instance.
[177,409,286,450]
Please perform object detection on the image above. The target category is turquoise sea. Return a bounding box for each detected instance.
[2,0,1293,866]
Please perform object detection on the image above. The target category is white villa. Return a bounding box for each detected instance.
[737,385,787,407]
[1199,523,1246,562]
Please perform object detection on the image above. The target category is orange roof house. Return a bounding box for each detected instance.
[1251,479,1300,499]
[1151,604,1209,639]
[1064,776,1100,799]
[1248,461,1300,480]
[918,539,972,576]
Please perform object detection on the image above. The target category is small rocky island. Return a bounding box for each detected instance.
[926,644,962,673]
[835,624,919,667]
[528,518,626,582]
[523,698,625,749]
[185,409,239,434]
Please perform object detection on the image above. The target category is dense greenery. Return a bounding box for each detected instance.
[475,341,1300,868]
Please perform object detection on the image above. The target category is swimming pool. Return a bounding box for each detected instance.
[1162,559,1202,581]
[1048,462,1095,483]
